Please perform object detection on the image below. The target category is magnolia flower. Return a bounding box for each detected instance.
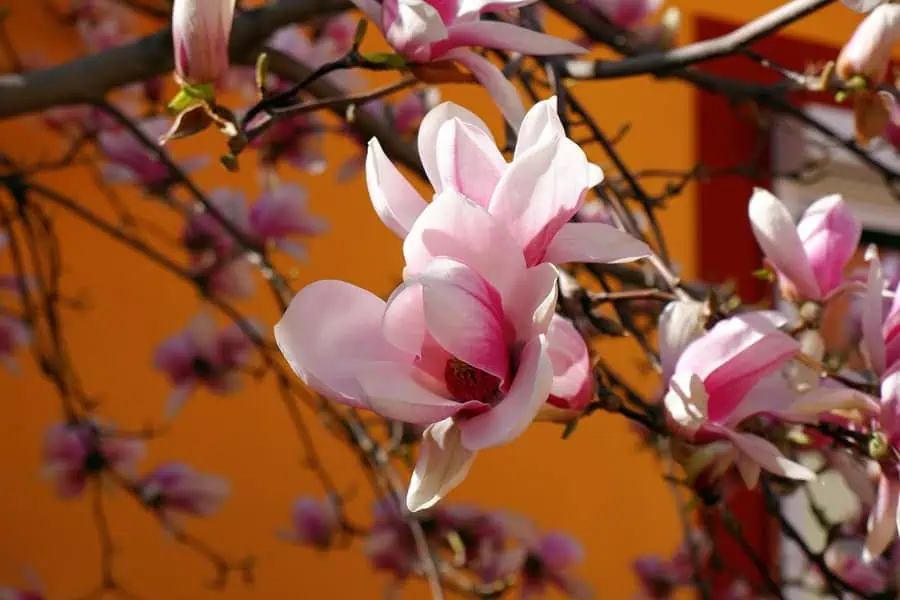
[248,184,328,258]
[349,0,585,127]
[545,315,594,413]
[277,233,558,511]
[861,248,900,375]
[836,4,900,143]
[657,299,707,383]
[366,97,651,267]
[99,118,207,193]
[42,421,145,499]
[280,496,341,549]
[498,531,592,599]
[182,188,250,259]
[632,556,679,599]
[363,498,422,576]
[172,0,236,85]
[749,189,861,303]
[584,0,662,29]
[154,314,255,417]
[0,315,31,374]
[663,313,816,487]
[139,463,230,520]
[249,109,327,174]
[192,256,256,300]
[434,505,509,580]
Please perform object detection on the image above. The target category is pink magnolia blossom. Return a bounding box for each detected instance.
[583,0,661,29]
[249,108,327,175]
[366,97,650,267]
[248,184,328,258]
[498,531,592,599]
[349,0,585,127]
[658,299,707,384]
[154,314,255,417]
[172,0,236,85]
[182,188,251,259]
[280,496,341,549]
[545,315,594,412]
[837,3,900,83]
[99,118,207,193]
[632,556,679,599]
[434,505,509,580]
[860,248,900,375]
[0,314,31,374]
[363,498,422,576]
[139,462,230,519]
[663,313,817,487]
[191,256,256,300]
[749,189,861,303]
[42,421,145,499]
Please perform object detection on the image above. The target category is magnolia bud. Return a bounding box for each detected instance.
[172,0,236,85]
[836,4,900,82]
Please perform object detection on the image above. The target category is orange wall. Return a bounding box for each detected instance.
[0,1,870,599]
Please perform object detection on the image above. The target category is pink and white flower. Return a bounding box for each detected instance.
[42,421,145,499]
[0,314,31,374]
[663,313,817,487]
[154,314,256,417]
[366,97,651,267]
[749,189,861,303]
[248,184,328,258]
[139,462,230,519]
[545,315,594,412]
[498,530,592,599]
[172,0,236,86]
[583,0,662,30]
[348,0,585,127]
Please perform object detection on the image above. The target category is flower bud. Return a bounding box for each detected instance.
[172,0,236,85]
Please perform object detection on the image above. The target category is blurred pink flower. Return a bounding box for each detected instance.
[42,421,145,499]
[632,556,678,599]
[154,314,256,417]
[363,498,421,576]
[99,118,208,194]
[349,0,585,127]
[139,462,230,519]
[182,188,251,259]
[582,0,661,29]
[434,504,509,580]
[501,531,592,599]
[280,496,341,549]
[248,184,328,258]
[0,314,31,374]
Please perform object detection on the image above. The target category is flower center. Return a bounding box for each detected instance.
[443,358,501,404]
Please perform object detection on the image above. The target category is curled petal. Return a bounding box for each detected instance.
[796,194,861,297]
[546,315,593,411]
[724,431,816,483]
[541,222,651,265]
[434,21,586,57]
[514,96,564,160]
[863,248,887,374]
[864,476,900,561]
[407,418,476,511]
[434,117,506,207]
[442,49,525,130]
[658,300,706,383]
[366,138,428,238]
[417,100,495,192]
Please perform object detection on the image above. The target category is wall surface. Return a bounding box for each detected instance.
[0,0,870,598]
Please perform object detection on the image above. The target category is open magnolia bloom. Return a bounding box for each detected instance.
[349,0,585,127]
[367,97,651,268]
[276,214,558,511]
[664,313,817,488]
[749,188,861,304]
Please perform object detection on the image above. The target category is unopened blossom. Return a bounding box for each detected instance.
[0,315,31,374]
[632,556,679,599]
[154,314,255,417]
[349,0,585,127]
[836,4,900,143]
[139,462,229,521]
[42,421,145,499]
[280,496,341,549]
[172,0,236,86]
[248,184,327,258]
[544,315,594,413]
[664,313,817,487]
[498,531,592,599]
[99,118,207,193]
[366,97,650,267]
[749,189,861,303]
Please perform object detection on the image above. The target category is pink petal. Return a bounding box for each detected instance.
[434,21,586,57]
[274,280,409,406]
[864,477,900,561]
[434,117,506,207]
[748,188,822,300]
[385,0,448,58]
[724,431,815,482]
[418,100,495,193]
[366,138,428,238]
[441,49,525,130]
[356,361,486,423]
[407,418,477,511]
[383,283,428,356]
[541,222,651,265]
[489,137,591,265]
[734,454,762,489]
[513,97,564,161]
[457,0,541,18]
[460,335,553,450]
[658,300,706,383]
[787,385,880,419]
[663,372,709,432]
[349,0,384,25]
[404,258,510,381]
[546,315,593,410]
[587,0,662,28]
[863,249,887,375]
[674,313,799,424]
[537,532,584,569]
[796,195,861,298]
[507,263,559,340]
[403,189,526,300]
